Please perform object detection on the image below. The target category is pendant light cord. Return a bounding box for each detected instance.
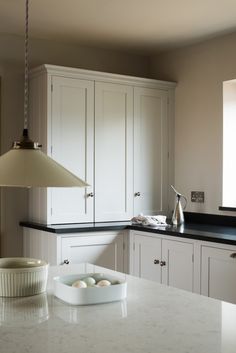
[17,0,41,148]
[24,0,29,135]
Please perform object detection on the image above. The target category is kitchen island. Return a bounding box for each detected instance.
[0,263,235,353]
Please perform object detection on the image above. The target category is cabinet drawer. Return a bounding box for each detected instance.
[61,233,125,272]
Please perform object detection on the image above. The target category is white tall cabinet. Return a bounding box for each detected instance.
[29,65,176,224]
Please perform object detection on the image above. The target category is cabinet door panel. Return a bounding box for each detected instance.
[95,82,133,221]
[201,246,236,303]
[134,87,168,216]
[61,233,124,272]
[50,76,94,223]
[162,239,194,292]
[133,234,162,282]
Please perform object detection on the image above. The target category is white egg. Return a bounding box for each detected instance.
[92,273,105,283]
[96,279,111,287]
[82,276,96,287]
[72,280,87,288]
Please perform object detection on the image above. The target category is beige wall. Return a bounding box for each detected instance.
[3,29,236,256]
[150,31,236,216]
[0,34,150,257]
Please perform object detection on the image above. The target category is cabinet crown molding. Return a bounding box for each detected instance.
[30,64,177,90]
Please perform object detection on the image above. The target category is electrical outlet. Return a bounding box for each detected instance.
[191,191,204,203]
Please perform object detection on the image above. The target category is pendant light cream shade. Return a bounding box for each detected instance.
[0,147,89,188]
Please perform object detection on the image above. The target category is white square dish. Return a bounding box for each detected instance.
[53,273,127,305]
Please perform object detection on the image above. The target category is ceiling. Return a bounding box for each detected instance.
[1,0,236,54]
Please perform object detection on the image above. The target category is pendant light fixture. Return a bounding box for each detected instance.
[0,0,89,188]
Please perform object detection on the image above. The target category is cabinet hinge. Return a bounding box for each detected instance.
[51,145,53,155]
[51,208,53,216]
[123,242,125,250]
[167,96,169,105]
[133,242,135,251]
[192,254,194,263]
[51,83,53,92]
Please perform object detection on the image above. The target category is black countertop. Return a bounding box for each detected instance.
[20,220,236,246]
[20,221,131,234]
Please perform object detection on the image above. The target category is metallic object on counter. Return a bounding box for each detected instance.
[171,185,187,225]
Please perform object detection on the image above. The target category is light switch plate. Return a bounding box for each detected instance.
[191,191,204,203]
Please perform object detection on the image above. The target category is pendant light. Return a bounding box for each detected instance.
[0,0,89,188]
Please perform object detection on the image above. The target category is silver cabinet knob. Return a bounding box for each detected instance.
[87,192,94,197]
[160,261,166,267]
[134,192,141,197]
[153,259,160,265]
[63,259,70,265]
[230,253,236,258]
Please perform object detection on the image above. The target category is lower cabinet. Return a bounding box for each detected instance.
[201,244,236,304]
[23,229,128,273]
[131,231,194,292]
[131,230,236,303]
[23,226,236,304]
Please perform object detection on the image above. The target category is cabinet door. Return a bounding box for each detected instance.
[162,239,194,291]
[61,232,124,272]
[201,246,236,303]
[95,82,133,221]
[134,87,168,216]
[133,234,162,282]
[50,76,94,223]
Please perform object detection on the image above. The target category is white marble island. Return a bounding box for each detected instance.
[0,263,236,353]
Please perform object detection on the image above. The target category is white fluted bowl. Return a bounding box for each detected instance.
[0,257,48,297]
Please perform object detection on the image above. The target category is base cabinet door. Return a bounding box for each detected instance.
[201,245,236,304]
[61,232,125,272]
[133,234,162,282]
[131,231,195,291]
[162,239,194,292]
